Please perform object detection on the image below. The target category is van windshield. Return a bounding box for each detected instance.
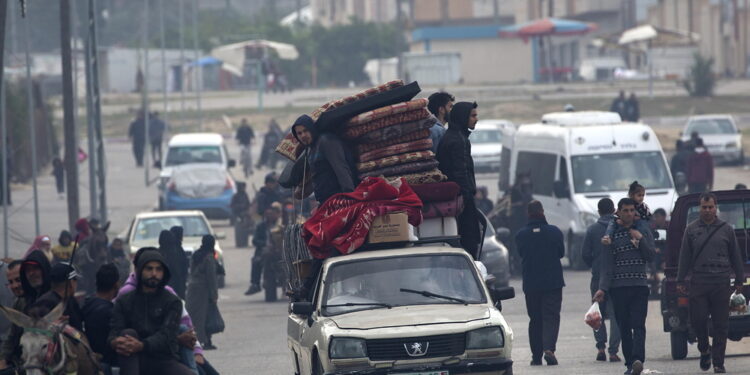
[165,146,223,166]
[571,151,672,193]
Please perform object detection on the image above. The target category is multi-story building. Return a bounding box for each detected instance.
[645,0,749,77]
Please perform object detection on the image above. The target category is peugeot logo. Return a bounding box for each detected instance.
[404,342,429,357]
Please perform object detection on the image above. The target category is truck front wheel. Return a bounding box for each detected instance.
[670,331,688,360]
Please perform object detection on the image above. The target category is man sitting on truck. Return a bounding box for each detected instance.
[676,192,744,373]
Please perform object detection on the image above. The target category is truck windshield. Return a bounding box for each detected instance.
[571,151,672,193]
[321,254,485,316]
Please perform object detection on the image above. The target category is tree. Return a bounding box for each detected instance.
[683,53,716,97]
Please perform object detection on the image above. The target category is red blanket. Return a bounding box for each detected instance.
[302,177,423,259]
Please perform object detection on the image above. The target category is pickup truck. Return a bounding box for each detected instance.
[287,245,516,375]
[661,190,750,359]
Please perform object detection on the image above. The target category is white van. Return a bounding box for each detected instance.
[501,111,677,268]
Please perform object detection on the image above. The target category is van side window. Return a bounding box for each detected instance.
[516,151,556,196]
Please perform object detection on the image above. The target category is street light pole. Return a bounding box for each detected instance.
[61,0,80,231]
[191,0,203,130]
[1,0,9,257]
[178,0,186,128]
[159,0,169,131]
[23,5,40,236]
[143,0,151,186]
[89,0,107,223]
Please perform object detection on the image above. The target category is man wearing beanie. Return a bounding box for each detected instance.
[437,101,483,259]
[515,200,565,366]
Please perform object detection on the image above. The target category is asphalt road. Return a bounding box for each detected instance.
[3,137,750,374]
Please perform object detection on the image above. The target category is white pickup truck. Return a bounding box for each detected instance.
[286,245,516,375]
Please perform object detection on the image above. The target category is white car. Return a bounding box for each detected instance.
[122,210,226,287]
[287,246,515,375]
[681,115,744,164]
[159,133,236,210]
[469,120,515,173]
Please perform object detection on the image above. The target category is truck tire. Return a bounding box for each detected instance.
[670,331,688,360]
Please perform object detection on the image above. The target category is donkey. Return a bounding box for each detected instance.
[0,303,102,375]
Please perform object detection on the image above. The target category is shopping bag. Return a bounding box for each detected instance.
[584,302,603,331]
[206,301,225,335]
[729,291,748,315]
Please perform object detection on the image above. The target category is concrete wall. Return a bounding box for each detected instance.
[410,38,533,83]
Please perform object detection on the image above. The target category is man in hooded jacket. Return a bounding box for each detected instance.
[437,102,483,259]
[0,250,52,370]
[108,249,193,375]
[292,114,357,204]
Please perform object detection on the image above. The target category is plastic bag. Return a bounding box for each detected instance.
[585,302,603,331]
[729,291,748,315]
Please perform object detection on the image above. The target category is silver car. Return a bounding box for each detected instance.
[469,120,515,173]
[682,115,744,164]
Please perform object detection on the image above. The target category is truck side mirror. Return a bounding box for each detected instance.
[553,180,570,199]
[491,286,515,301]
[291,302,314,316]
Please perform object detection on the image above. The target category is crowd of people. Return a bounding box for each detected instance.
[0,217,223,375]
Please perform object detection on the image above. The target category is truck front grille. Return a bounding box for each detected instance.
[366,333,465,361]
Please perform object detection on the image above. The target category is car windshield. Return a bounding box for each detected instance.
[321,254,485,316]
[133,216,211,242]
[469,129,502,144]
[686,119,736,135]
[571,151,672,193]
[165,146,222,166]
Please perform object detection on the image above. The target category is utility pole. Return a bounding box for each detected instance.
[159,0,169,129]
[23,3,40,236]
[143,0,151,186]
[1,0,9,257]
[178,0,186,127]
[88,0,107,223]
[61,0,80,230]
[191,0,203,129]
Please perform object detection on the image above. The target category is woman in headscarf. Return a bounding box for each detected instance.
[25,235,53,262]
[158,230,187,299]
[186,235,219,349]
[74,218,91,242]
[169,226,190,298]
[51,230,75,263]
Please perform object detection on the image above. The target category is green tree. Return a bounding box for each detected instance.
[683,53,716,97]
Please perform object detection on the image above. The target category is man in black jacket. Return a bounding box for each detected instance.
[515,200,565,366]
[245,204,282,296]
[108,250,193,375]
[28,263,84,331]
[437,101,482,259]
[83,264,120,372]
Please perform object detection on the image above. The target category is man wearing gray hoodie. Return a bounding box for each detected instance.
[582,198,621,363]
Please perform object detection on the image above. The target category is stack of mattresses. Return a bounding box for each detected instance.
[343,98,447,186]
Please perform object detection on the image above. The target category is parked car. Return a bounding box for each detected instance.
[681,115,744,165]
[661,190,750,359]
[159,133,236,210]
[162,164,236,220]
[469,120,515,173]
[287,246,515,375]
[123,210,227,287]
[480,214,511,287]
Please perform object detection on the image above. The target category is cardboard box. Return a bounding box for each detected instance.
[368,212,413,244]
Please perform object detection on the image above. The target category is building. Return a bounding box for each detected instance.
[645,0,749,77]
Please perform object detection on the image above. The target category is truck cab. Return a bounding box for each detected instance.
[661,190,750,359]
[287,246,515,375]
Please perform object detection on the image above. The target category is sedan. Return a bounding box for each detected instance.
[470,120,515,173]
[682,115,744,165]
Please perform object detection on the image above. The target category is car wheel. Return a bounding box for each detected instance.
[312,354,325,375]
[670,331,688,360]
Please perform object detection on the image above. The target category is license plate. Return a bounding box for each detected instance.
[392,372,449,375]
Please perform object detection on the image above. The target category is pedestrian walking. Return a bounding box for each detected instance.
[687,138,714,194]
[475,186,494,215]
[236,118,255,177]
[158,230,188,300]
[507,173,534,274]
[610,91,627,120]
[52,157,65,198]
[582,198,622,363]
[256,173,283,216]
[426,91,454,154]
[128,111,147,167]
[516,200,565,366]
[257,119,283,170]
[677,192,744,373]
[671,140,690,193]
[149,112,167,165]
[186,235,219,350]
[594,198,655,375]
[437,101,483,259]
[51,230,75,263]
[108,250,194,375]
[625,93,640,122]
[245,205,282,296]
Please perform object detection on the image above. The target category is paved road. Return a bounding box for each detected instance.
[4,136,750,374]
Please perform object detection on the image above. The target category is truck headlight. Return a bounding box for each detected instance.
[466,326,504,349]
[329,338,367,359]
